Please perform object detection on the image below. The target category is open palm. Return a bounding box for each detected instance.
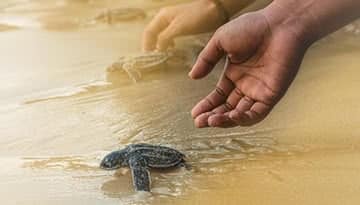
[189,12,308,127]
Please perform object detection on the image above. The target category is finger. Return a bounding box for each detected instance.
[188,33,224,79]
[230,102,271,126]
[225,87,244,109]
[247,101,272,122]
[156,21,181,51]
[228,96,254,120]
[237,74,277,105]
[211,101,234,114]
[194,112,214,128]
[208,114,237,128]
[142,11,171,51]
[229,112,252,126]
[191,87,227,118]
[210,62,247,113]
[211,89,240,114]
[191,75,233,118]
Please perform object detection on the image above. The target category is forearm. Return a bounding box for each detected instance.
[262,0,360,44]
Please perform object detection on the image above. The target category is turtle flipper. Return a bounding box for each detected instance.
[129,155,151,192]
[123,63,141,83]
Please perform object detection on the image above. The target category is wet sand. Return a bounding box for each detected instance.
[0,0,360,205]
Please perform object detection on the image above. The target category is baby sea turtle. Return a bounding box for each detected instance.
[93,8,146,24]
[100,143,186,192]
[106,51,177,82]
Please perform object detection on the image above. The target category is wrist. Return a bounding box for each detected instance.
[262,0,360,46]
[261,0,319,46]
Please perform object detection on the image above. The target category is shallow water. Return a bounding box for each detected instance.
[0,0,360,205]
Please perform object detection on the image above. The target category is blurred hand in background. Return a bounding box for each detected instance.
[142,0,225,51]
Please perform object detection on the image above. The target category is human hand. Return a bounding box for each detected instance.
[189,11,309,127]
[142,0,227,51]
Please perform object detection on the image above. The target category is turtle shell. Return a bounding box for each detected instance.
[126,143,185,168]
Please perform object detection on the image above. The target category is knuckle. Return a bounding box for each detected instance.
[224,101,234,111]
[243,96,254,104]
[215,87,226,97]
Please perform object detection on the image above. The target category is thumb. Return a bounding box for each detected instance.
[188,33,224,79]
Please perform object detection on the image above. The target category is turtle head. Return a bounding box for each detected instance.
[100,150,128,170]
